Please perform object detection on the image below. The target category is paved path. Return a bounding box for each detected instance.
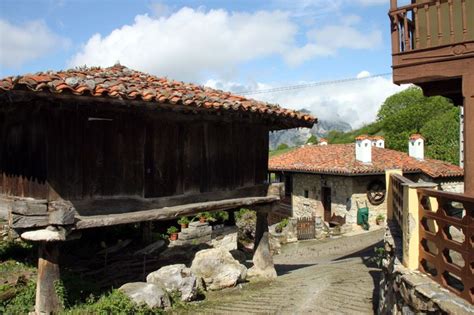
[180,228,384,315]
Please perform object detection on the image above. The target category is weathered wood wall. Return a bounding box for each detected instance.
[0,102,269,206]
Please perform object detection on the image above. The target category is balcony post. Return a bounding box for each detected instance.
[463,74,474,195]
[390,0,397,9]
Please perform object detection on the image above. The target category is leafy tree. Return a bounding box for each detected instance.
[421,107,460,165]
[276,143,289,150]
[306,135,317,144]
[377,87,455,153]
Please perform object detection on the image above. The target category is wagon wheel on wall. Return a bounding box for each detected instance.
[367,180,386,206]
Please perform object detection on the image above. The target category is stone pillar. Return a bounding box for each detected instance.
[35,242,62,314]
[462,74,474,195]
[254,211,269,250]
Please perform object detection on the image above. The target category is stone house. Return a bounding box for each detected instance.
[269,135,464,227]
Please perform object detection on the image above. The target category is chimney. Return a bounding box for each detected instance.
[355,135,372,163]
[409,134,424,160]
[318,138,328,146]
[371,136,385,148]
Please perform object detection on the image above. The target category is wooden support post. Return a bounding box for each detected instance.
[141,221,153,244]
[35,242,62,314]
[254,211,269,250]
[463,74,474,196]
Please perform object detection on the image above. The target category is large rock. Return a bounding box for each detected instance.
[247,232,277,281]
[191,247,247,290]
[147,264,198,301]
[118,282,170,309]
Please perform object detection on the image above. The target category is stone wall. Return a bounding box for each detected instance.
[170,222,237,251]
[379,224,474,314]
[351,176,387,225]
[291,173,388,226]
[419,174,464,193]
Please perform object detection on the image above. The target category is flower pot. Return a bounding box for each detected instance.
[199,217,206,223]
[169,233,178,241]
[180,223,189,230]
[376,219,384,225]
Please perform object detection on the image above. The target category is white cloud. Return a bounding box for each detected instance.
[286,16,382,65]
[69,8,297,82]
[69,7,383,81]
[206,73,409,128]
[0,19,68,68]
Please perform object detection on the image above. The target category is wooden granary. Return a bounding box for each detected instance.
[0,64,315,312]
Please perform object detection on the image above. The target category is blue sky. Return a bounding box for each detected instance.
[0,0,407,127]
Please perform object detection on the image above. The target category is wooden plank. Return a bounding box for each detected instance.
[73,184,269,215]
[12,214,49,229]
[183,123,203,194]
[12,199,48,215]
[75,195,278,230]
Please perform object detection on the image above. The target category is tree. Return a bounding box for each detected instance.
[276,143,289,150]
[421,107,460,165]
[377,87,455,153]
[306,135,317,144]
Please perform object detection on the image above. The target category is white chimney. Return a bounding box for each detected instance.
[355,135,372,163]
[371,136,385,148]
[409,134,424,160]
[318,138,328,146]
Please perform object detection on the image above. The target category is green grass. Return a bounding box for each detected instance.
[269,146,296,157]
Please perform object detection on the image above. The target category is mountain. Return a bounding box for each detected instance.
[269,118,352,149]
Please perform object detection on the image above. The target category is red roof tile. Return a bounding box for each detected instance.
[0,64,315,129]
[409,134,425,140]
[269,144,463,178]
[355,134,371,141]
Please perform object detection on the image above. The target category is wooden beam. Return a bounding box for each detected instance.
[35,242,62,314]
[463,74,474,195]
[75,196,279,230]
[72,184,269,215]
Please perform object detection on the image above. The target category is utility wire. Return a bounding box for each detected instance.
[239,72,392,95]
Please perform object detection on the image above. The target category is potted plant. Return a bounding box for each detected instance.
[177,217,190,229]
[275,218,289,233]
[196,212,207,223]
[376,214,385,225]
[167,226,179,241]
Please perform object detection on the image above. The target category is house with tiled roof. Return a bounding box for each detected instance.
[269,135,463,228]
[0,64,315,313]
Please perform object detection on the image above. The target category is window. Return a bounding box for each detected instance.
[304,190,309,198]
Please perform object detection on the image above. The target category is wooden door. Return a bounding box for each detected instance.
[321,187,331,222]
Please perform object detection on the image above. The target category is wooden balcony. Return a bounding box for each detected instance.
[389,0,474,86]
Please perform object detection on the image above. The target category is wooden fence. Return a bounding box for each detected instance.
[418,188,473,304]
[297,217,315,240]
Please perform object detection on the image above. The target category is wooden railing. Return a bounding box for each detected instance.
[390,173,414,228]
[418,188,473,303]
[389,0,473,54]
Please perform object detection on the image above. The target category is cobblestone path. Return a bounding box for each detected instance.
[182,228,384,315]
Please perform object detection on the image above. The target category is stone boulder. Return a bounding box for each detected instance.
[146,264,198,301]
[247,232,277,281]
[191,247,247,290]
[118,282,171,309]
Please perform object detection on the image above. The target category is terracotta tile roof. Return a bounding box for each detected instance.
[269,144,463,179]
[0,64,315,129]
[355,134,371,141]
[409,134,425,140]
[371,136,384,140]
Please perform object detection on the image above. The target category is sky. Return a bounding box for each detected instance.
[0,0,409,128]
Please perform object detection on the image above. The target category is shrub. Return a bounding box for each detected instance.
[65,289,162,314]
